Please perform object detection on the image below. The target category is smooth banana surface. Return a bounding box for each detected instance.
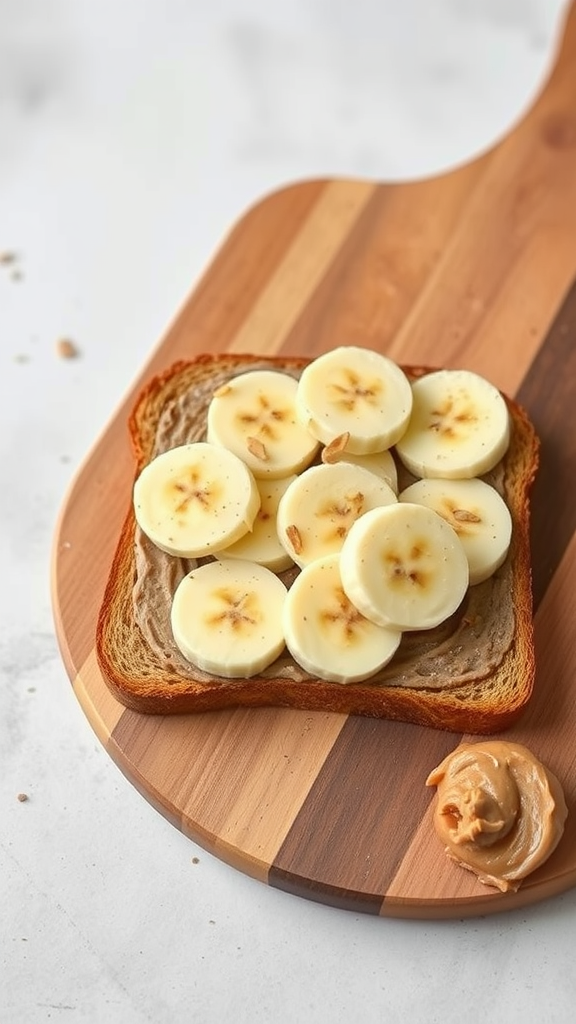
[133,442,260,558]
[395,369,510,479]
[295,346,413,454]
[207,369,320,479]
[171,559,287,677]
[340,502,469,630]
[282,554,402,684]
[399,477,512,585]
[216,475,296,572]
[277,461,397,569]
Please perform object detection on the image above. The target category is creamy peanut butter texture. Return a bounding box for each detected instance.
[427,741,568,891]
[132,359,515,689]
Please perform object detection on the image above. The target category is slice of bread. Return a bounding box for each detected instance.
[96,353,539,733]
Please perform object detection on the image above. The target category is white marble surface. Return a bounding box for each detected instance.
[2,1,575,1021]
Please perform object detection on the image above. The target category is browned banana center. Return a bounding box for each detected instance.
[237,395,289,440]
[441,499,482,535]
[329,371,382,411]
[320,586,366,641]
[383,542,431,589]
[317,491,365,540]
[429,395,478,438]
[206,588,260,631]
[170,470,215,514]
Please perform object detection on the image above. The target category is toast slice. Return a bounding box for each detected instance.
[95,352,539,733]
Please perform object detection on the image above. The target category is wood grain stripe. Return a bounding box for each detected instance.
[515,275,576,610]
[166,179,328,360]
[111,707,347,882]
[388,522,576,907]
[278,159,490,362]
[275,97,576,396]
[269,719,459,912]
[52,446,134,674]
[383,799,491,909]
[383,276,576,908]
[512,530,576,751]
[73,649,126,745]
[386,149,576,388]
[227,180,376,355]
[493,532,576,901]
[270,271,576,911]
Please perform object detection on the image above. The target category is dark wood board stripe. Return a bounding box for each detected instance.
[516,274,576,610]
[269,272,576,913]
[277,159,490,363]
[109,703,349,880]
[270,719,460,912]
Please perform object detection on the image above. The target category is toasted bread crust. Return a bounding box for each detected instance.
[96,353,539,732]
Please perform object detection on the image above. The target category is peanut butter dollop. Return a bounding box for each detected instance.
[426,741,568,892]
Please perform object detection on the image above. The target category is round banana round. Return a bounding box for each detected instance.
[395,369,510,479]
[295,346,413,454]
[282,554,402,684]
[133,442,260,558]
[206,369,320,479]
[171,559,287,678]
[340,502,469,631]
[276,461,397,569]
[399,477,512,585]
[216,475,296,572]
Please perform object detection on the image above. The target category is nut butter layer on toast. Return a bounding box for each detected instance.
[96,353,539,733]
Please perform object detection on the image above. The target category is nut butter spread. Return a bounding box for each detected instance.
[427,741,568,891]
[132,358,515,689]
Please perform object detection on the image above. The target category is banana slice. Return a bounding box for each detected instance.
[216,475,296,572]
[277,461,397,569]
[340,503,469,630]
[395,369,510,479]
[321,432,398,493]
[207,369,320,479]
[399,477,512,585]
[171,559,287,677]
[133,442,260,558]
[283,554,402,684]
[295,346,413,454]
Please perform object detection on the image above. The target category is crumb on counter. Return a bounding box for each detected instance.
[0,251,23,281]
[17,793,29,803]
[56,338,80,359]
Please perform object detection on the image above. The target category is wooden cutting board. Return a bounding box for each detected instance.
[52,4,576,918]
